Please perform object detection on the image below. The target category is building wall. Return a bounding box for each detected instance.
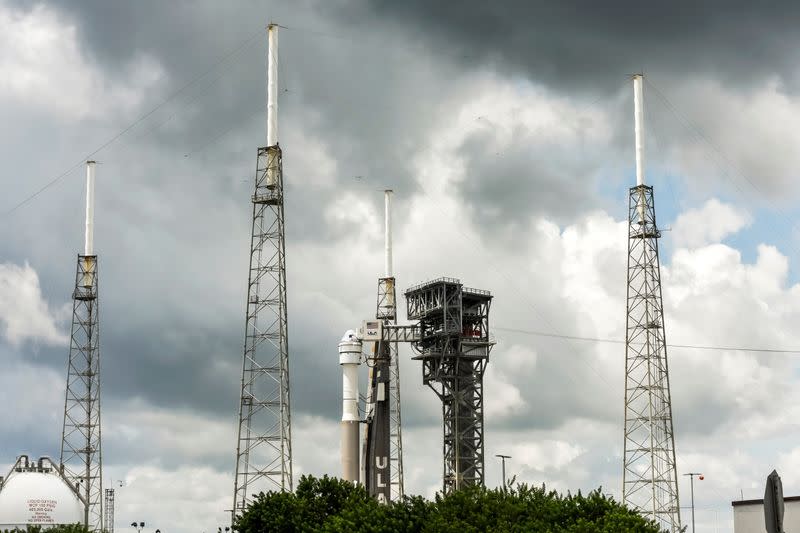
[733,499,800,532]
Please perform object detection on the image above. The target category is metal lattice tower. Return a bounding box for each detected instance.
[622,75,681,532]
[405,278,493,493]
[233,24,292,519]
[375,190,404,500]
[377,277,404,500]
[104,488,114,533]
[60,161,103,531]
[363,275,404,502]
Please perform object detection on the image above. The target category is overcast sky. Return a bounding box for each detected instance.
[3,1,800,532]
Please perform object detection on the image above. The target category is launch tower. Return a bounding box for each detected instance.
[233,23,292,517]
[405,278,493,493]
[60,161,103,531]
[343,277,494,494]
[622,74,681,531]
[362,190,404,501]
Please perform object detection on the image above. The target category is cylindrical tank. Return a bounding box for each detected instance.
[339,330,362,483]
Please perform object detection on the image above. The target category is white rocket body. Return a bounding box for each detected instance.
[339,330,362,483]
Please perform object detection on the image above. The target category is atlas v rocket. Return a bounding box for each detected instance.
[338,191,394,502]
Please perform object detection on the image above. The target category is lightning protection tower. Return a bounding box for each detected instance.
[233,23,292,519]
[363,190,404,502]
[60,160,103,531]
[104,488,114,533]
[622,74,681,532]
[405,278,493,493]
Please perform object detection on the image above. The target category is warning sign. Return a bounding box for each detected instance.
[26,499,57,524]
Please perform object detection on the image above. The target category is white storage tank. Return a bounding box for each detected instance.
[0,455,83,529]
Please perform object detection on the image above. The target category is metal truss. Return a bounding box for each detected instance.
[60,255,103,531]
[623,185,681,532]
[234,144,292,517]
[405,279,493,493]
[361,322,421,343]
[371,277,404,501]
[104,488,114,533]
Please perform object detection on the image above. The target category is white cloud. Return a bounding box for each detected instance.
[78,107,800,532]
[0,357,65,442]
[484,363,526,419]
[665,77,800,198]
[6,14,800,533]
[672,198,752,249]
[0,262,67,346]
[116,465,231,532]
[511,440,584,471]
[0,2,163,120]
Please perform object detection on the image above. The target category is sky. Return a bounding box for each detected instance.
[2,1,800,531]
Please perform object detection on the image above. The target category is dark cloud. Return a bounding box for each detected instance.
[456,126,604,237]
[358,1,800,94]
[3,4,800,530]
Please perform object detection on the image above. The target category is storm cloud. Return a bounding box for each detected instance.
[2,2,800,532]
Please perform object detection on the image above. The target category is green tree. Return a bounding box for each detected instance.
[234,475,666,533]
[2,525,90,533]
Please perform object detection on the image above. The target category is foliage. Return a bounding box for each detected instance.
[2,525,90,533]
[234,475,665,533]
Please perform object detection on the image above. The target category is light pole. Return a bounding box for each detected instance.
[131,521,144,533]
[683,472,703,533]
[495,454,511,491]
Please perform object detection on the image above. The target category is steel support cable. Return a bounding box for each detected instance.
[646,78,800,241]
[645,78,763,198]
[345,93,628,391]
[646,77,800,287]
[106,37,265,162]
[494,326,800,354]
[2,24,267,217]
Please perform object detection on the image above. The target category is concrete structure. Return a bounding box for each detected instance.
[733,497,800,532]
[0,456,83,529]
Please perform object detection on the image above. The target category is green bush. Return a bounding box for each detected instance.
[234,475,667,533]
[2,525,89,533]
